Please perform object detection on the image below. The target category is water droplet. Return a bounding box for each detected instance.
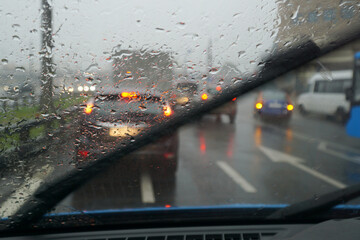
[1,59,8,65]
[291,6,300,20]
[85,63,100,72]
[238,51,245,58]
[156,27,165,32]
[15,67,26,72]
[232,77,242,84]
[233,12,242,18]
[183,33,199,40]
[209,67,220,75]
[176,22,186,29]
[12,35,20,41]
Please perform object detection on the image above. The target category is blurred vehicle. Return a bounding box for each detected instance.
[254,90,293,121]
[203,86,237,123]
[298,70,352,123]
[174,81,199,107]
[76,88,179,175]
[346,52,360,137]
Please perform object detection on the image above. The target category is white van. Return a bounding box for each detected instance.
[297,70,352,122]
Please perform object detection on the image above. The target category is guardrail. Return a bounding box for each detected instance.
[0,106,80,166]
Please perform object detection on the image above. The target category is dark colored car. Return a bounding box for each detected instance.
[254,90,294,121]
[76,88,179,175]
[204,86,237,123]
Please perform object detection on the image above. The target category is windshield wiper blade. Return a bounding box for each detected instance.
[4,34,355,232]
[268,183,360,220]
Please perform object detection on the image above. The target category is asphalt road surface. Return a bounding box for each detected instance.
[1,92,360,217]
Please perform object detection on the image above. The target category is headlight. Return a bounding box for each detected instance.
[176,97,189,104]
[78,86,83,92]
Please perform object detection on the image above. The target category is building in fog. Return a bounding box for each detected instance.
[111,48,175,92]
[274,0,360,94]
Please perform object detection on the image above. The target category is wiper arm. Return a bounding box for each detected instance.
[268,183,360,220]
[2,36,345,232]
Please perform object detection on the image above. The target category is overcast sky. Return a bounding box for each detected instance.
[0,0,278,77]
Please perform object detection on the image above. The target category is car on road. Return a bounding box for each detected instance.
[297,70,352,123]
[76,88,179,175]
[253,89,293,121]
[202,86,237,123]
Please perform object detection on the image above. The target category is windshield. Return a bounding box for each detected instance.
[1,0,360,232]
[177,83,198,93]
[355,63,360,102]
[94,95,164,115]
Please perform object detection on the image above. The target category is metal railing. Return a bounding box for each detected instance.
[0,106,79,166]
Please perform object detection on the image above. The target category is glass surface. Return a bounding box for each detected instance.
[262,91,287,100]
[355,67,360,102]
[95,96,164,115]
[1,0,360,231]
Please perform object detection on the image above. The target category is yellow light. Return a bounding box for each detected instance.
[287,104,294,111]
[201,93,208,100]
[121,92,138,98]
[176,97,189,104]
[84,104,93,114]
[121,92,129,98]
[163,106,172,116]
[255,103,263,109]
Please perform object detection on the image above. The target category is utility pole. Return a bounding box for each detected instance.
[39,0,54,112]
[207,38,214,84]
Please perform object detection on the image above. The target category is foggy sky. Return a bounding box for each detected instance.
[0,0,278,76]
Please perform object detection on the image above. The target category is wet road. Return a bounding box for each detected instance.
[1,92,360,216]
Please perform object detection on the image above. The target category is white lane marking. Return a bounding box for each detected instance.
[216,161,257,193]
[140,171,155,203]
[0,165,54,218]
[318,142,360,164]
[259,145,347,189]
[247,116,360,156]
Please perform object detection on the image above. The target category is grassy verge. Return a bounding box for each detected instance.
[0,95,87,125]
[0,95,88,152]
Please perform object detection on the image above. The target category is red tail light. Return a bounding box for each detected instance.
[84,104,93,115]
[216,86,222,91]
[78,150,89,158]
[232,97,236,101]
